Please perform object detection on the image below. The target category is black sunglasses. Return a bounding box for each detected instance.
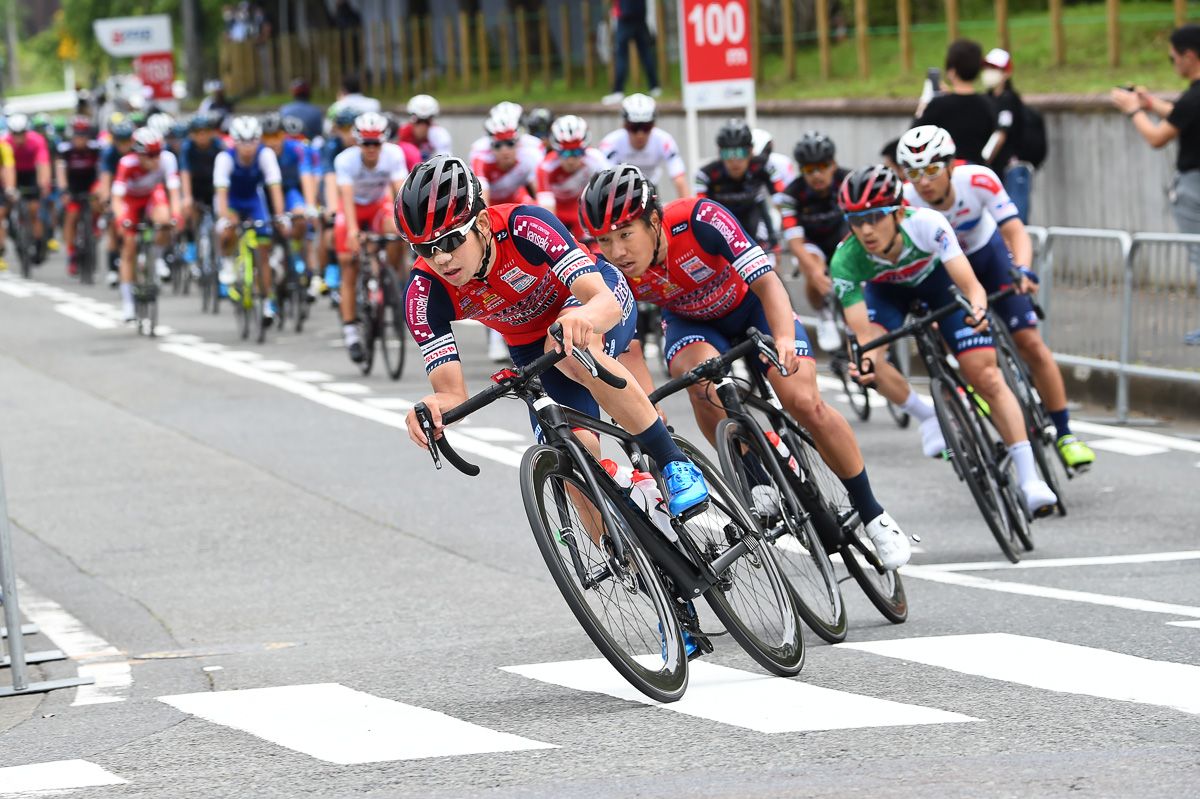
[625,123,653,134]
[411,224,475,260]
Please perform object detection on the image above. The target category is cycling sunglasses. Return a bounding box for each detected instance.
[490,138,518,150]
[559,147,585,159]
[625,123,653,134]
[845,205,899,228]
[905,162,947,182]
[359,140,383,148]
[800,160,833,174]
[412,217,476,260]
[720,147,750,160]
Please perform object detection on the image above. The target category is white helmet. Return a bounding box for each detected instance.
[5,113,28,134]
[147,113,174,138]
[229,115,263,143]
[127,92,146,111]
[550,115,590,151]
[484,102,524,140]
[751,128,773,158]
[621,93,656,124]
[406,94,439,120]
[353,111,389,144]
[896,125,957,170]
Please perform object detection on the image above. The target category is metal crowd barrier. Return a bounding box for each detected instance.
[1033,225,1200,422]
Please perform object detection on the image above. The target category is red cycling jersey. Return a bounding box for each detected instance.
[536,147,611,240]
[406,204,601,374]
[623,197,772,320]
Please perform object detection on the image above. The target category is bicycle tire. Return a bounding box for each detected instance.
[785,427,907,624]
[715,418,846,643]
[356,280,376,376]
[996,341,1065,519]
[293,257,309,333]
[932,378,1021,563]
[77,205,95,285]
[673,436,805,676]
[379,271,406,380]
[830,355,870,421]
[884,348,911,428]
[522,444,688,703]
[16,203,32,278]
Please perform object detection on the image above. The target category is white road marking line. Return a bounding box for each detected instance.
[915,550,1200,573]
[190,342,227,351]
[1085,437,1171,457]
[1071,420,1200,455]
[14,579,132,706]
[221,350,262,361]
[840,633,1200,715]
[158,683,556,764]
[251,360,298,372]
[361,397,414,410]
[159,343,523,468]
[0,280,34,297]
[460,427,526,442]
[162,333,204,344]
[902,565,1200,619]
[1167,620,1200,628]
[502,659,975,732]
[319,382,372,395]
[286,370,335,382]
[0,759,126,794]
[154,325,175,336]
[54,303,120,329]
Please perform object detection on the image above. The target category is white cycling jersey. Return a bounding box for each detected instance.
[598,127,686,187]
[763,152,796,192]
[902,163,1019,256]
[334,143,409,206]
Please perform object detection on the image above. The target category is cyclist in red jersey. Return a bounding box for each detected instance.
[535,115,611,246]
[398,155,710,520]
[469,102,542,206]
[398,94,452,161]
[582,165,912,569]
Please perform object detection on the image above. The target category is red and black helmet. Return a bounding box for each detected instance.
[578,165,658,238]
[394,155,483,244]
[837,164,903,213]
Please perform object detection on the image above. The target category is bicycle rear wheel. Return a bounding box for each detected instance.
[932,378,1021,563]
[786,427,907,624]
[379,271,407,380]
[673,436,804,676]
[16,204,32,278]
[715,418,846,643]
[885,346,911,428]
[522,445,688,703]
[356,280,377,376]
[830,355,870,421]
[78,206,95,285]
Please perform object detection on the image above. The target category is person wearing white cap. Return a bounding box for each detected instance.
[981,48,1034,223]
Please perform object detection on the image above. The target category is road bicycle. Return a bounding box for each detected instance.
[353,232,406,379]
[649,328,908,634]
[194,205,222,314]
[851,289,1037,563]
[124,220,169,337]
[273,231,310,334]
[414,323,805,703]
[67,192,98,285]
[9,190,36,278]
[228,219,273,343]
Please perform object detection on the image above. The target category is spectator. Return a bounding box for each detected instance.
[281,78,324,140]
[1114,24,1200,344]
[915,39,997,165]
[981,48,1032,222]
[333,73,381,116]
[602,0,661,106]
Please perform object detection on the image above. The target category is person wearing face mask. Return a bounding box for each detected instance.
[980,49,1033,223]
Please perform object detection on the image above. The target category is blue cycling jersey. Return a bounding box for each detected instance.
[320,137,347,175]
[100,146,125,174]
[276,139,312,191]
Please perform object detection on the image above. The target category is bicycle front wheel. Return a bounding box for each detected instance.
[673,436,805,676]
[379,272,406,380]
[932,378,1021,563]
[522,445,688,703]
[715,418,846,643]
[785,427,907,624]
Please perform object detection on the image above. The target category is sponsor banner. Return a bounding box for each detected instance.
[93,15,173,57]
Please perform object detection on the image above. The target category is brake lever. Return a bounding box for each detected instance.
[549,322,600,378]
[749,327,787,377]
[414,402,443,471]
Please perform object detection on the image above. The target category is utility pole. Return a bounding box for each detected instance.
[182,0,204,98]
[6,0,18,91]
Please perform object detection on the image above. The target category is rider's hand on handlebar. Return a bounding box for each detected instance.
[553,309,594,357]
[964,305,991,334]
[406,396,444,450]
[773,338,801,377]
[806,268,832,298]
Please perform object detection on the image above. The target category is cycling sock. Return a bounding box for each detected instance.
[343,322,359,346]
[1048,408,1071,440]
[838,468,884,524]
[1008,440,1037,484]
[119,282,134,307]
[635,418,686,468]
[900,388,936,422]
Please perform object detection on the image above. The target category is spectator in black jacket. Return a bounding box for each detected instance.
[915,39,997,165]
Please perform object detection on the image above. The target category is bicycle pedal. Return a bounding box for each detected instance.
[1032,503,1057,520]
[688,634,714,660]
[672,497,710,525]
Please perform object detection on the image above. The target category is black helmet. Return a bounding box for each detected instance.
[793,131,837,165]
[579,165,658,237]
[394,155,483,244]
[837,164,903,213]
[260,111,283,136]
[524,108,555,139]
[715,118,752,150]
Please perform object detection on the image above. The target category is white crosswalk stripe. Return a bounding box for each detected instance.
[0,759,126,795]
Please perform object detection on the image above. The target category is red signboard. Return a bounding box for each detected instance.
[134,52,175,100]
[679,0,752,85]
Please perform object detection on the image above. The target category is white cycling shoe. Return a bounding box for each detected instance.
[864,512,911,571]
[816,316,841,352]
[920,416,946,458]
[1021,479,1058,518]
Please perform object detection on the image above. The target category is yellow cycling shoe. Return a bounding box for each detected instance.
[1057,435,1095,469]
[46,238,60,252]
[0,256,8,271]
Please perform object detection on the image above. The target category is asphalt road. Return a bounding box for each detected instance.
[1,255,1198,799]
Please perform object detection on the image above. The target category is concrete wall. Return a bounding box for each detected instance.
[424,107,1179,233]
